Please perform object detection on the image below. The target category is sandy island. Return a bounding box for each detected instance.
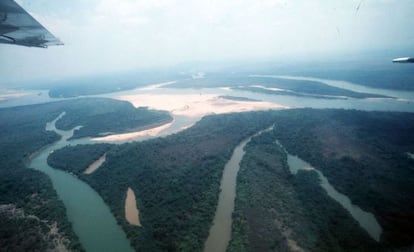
[91,121,174,142]
[125,188,141,226]
[84,154,106,174]
[96,91,287,142]
[115,94,287,118]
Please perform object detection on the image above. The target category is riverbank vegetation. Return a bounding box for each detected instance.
[273,109,414,248]
[228,131,381,252]
[46,108,414,251]
[54,98,172,139]
[0,103,82,251]
[48,111,280,251]
[48,144,112,175]
[0,97,172,251]
[169,74,389,99]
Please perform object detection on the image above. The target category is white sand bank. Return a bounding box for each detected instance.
[91,121,173,142]
[115,94,287,118]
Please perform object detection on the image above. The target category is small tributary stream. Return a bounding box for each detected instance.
[204,126,273,252]
[277,141,383,242]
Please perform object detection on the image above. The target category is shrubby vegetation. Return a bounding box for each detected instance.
[273,109,414,248]
[228,131,381,252]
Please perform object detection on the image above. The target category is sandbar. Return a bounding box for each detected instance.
[115,94,287,118]
[125,187,141,226]
[91,121,173,142]
[84,154,106,174]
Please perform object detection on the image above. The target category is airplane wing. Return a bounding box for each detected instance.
[0,0,63,48]
[392,57,414,63]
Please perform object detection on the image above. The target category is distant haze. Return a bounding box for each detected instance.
[1,0,414,84]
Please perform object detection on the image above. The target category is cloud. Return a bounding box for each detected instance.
[1,0,413,84]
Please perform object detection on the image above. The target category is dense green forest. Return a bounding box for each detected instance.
[44,108,414,251]
[272,109,414,248]
[0,97,172,251]
[169,74,389,99]
[228,131,381,252]
[48,144,112,175]
[48,111,281,252]
[0,103,82,251]
[54,98,172,139]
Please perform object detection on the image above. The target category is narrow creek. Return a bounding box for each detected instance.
[204,126,273,252]
[29,113,135,252]
[277,141,383,242]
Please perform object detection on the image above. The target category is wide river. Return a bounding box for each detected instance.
[4,75,412,251]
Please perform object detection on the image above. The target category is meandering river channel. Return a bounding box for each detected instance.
[29,113,135,252]
[278,141,382,242]
[17,76,408,251]
[204,126,274,252]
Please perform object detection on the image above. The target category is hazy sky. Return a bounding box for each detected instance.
[1,0,413,84]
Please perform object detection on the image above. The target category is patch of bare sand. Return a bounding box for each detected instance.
[84,154,106,174]
[115,94,287,118]
[125,187,141,226]
[91,121,173,142]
